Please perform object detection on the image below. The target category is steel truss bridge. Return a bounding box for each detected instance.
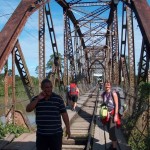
[0,0,150,149]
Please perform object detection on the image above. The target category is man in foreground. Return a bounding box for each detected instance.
[26,78,70,150]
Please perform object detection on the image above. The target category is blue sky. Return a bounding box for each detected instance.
[0,0,149,77]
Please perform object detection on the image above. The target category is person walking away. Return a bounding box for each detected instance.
[69,81,79,111]
[26,78,70,150]
[101,80,119,150]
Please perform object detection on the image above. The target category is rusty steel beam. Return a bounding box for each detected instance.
[56,0,85,49]
[137,40,149,84]
[63,10,68,86]
[69,1,111,7]
[38,6,45,88]
[45,3,63,87]
[126,1,135,96]
[15,41,35,100]
[0,0,50,73]
[132,0,150,52]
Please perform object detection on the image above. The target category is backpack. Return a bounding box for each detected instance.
[102,91,127,117]
[112,91,128,117]
[69,83,78,96]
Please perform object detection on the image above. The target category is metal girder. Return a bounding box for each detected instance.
[63,10,69,86]
[78,7,109,22]
[38,6,45,87]
[45,3,63,87]
[104,45,110,80]
[45,4,59,57]
[120,3,127,85]
[15,41,35,100]
[64,11,76,81]
[56,0,85,49]
[76,5,110,39]
[120,56,129,92]
[69,1,111,7]
[126,0,135,94]
[137,40,150,84]
[83,22,107,36]
[132,0,150,53]
[0,0,50,73]
[69,0,82,5]
[108,4,119,85]
[105,3,115,81]
[87,36,105,47]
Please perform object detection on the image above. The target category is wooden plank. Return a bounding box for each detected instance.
[2,133,36,150]
[0,134,15,149]
[62,144,85,150]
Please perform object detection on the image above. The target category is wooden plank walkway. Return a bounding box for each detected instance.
[1,133,36,150]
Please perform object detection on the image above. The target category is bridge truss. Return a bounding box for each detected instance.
[0,0,150,149]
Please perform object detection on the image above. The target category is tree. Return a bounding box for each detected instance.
[35,53,64,74]
[46,53,64,71]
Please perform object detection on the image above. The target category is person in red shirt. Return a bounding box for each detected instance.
[69,81,79,111]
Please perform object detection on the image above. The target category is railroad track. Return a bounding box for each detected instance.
[62,89,99,150]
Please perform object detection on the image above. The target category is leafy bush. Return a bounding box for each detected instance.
[128,129,148,150]
[124,82,150,150]
[0,122,29,139]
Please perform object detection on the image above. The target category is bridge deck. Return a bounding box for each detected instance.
[0,89,131,150]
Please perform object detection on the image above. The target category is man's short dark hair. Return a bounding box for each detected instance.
[41,78,51,87]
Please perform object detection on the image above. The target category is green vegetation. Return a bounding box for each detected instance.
[123,82,150,150]
[35,53,64,75]
[0,74,39,115]
[128,129,149,150]
[0,122,29,139]
[0,74,39,99]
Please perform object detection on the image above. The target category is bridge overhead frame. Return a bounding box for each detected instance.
[0,0,149,149]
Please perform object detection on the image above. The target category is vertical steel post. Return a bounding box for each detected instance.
[12,49,16,124]
[38,5,45,91]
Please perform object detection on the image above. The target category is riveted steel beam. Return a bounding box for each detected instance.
[132,0,150,53]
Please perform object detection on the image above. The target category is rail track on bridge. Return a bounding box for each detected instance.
[62,90,98,150]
